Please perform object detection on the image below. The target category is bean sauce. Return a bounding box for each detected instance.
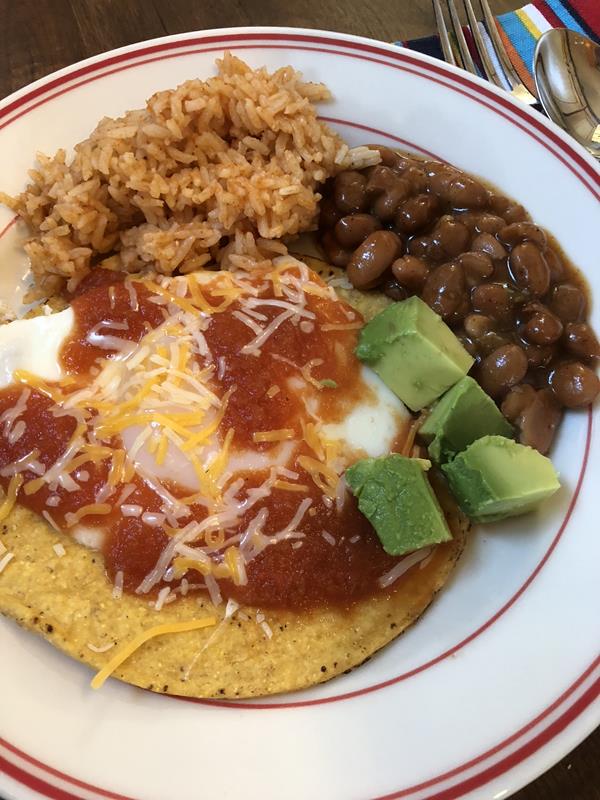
[318,146,600,452]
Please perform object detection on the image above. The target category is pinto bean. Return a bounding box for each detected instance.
[445,175,489,209]
[550,362,600,408]
[517,388,562,454]
[564,322,600,360]
[429,216,470,259]
[366,165,398,196]
[334,214,381,249]
[522,342,556,368]
[509,242,550,296]
[463,313,494,340]
[333,170,368,214]
[478,344,528,397]
[403,166,428,194]
[394,194,440,234]
[471,283,514,320]
[371,179,411,221]
[501,384,537,423]
[474,214,506,234]
[549,284,585,323]
[321,231,353,267]
[459,251,494,287]
[346,230,403,289]
[471,233,508,261]
[498,222,547,249]
[521,305,563,345]
[421,262,468,321]
[426,162,457,196]
[407,236,432,259]
[391,255,429,291]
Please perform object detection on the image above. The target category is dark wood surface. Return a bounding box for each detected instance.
[0,2,598,798]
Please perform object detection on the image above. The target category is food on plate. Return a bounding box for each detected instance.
[419,376,514,464]
[345,455,452,555]
[0,52,379,301]
[355,295,474,411]
[442,436,560,522]
[0,252,466,697]
[0,55,596,698]
[319,149,600,453]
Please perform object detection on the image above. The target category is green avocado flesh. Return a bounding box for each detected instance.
[442,435,560,522]
[345,455,452,556]
[420,376,514,464]
[355,296,474,411]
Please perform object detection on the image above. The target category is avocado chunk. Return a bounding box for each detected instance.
[420,376,514,464]
[442,435,560,522]
[355,296,474,411]
[345,454,452,556]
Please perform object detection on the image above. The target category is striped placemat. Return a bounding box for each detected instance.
[398,0,600,95]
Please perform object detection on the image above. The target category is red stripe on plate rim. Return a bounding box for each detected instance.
[0,28,598,800]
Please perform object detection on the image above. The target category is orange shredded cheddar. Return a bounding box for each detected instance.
[0,475,23,521]
[274,480,310,493]
[91,617,217,689]
[155,433,169,466]
[252,428,295,444]
[66,503,112,525]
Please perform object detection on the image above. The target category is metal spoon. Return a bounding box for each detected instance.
[534,28,600,160]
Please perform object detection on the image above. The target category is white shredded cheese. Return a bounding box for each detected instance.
[378,548,433,589]
[112,570,124,600]
[121,504,143,517]
[0,551,14,574]
[154,586,171,611]
[87,641,115,653]
[42,510,60,532]
[321,530,336,546]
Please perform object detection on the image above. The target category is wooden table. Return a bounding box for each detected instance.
[0,1,598,798]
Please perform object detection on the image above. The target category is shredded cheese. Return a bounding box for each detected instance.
[64,503,112,527]
[320,322,362,332]
[0,551,14,574]
[297,455,339,498]
[252,428,294,444]
[274,480,309,493]
[0,474,23,521]
[12,370,63,402]
[87,642,115,654]
[90,617,217,689]
[0,264,374,614]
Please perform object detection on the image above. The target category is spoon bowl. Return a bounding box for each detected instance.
[534,28,600,159]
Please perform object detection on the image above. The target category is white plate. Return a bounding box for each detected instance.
[0,27,598,800]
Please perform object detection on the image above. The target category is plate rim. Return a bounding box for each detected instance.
[0,24,598,800]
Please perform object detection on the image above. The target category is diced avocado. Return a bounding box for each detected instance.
[355,296,474,411]
[420,376,514,464]
[442,435,560,522]
[345,454,452,556]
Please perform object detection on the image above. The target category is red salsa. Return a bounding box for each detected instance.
[0,267,451,610]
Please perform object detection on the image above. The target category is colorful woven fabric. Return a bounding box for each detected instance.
[398,0,600,95]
